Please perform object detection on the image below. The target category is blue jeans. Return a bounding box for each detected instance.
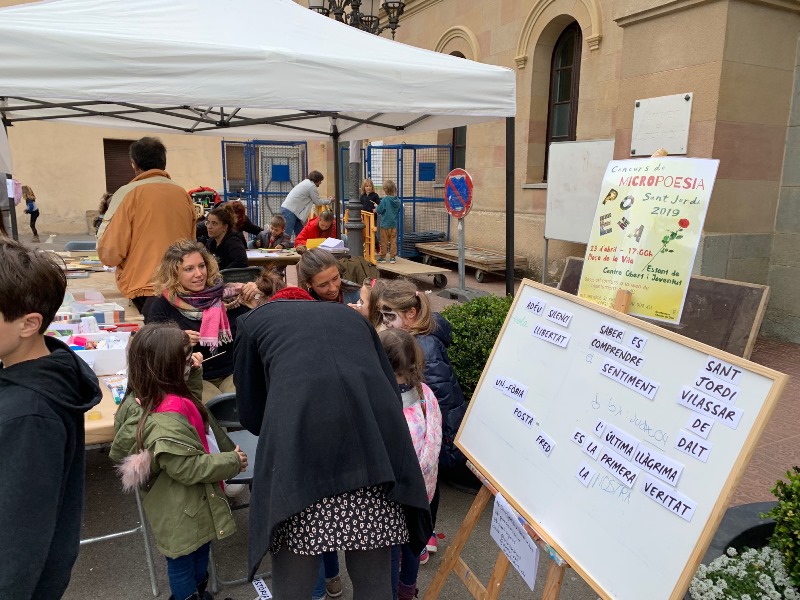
[312,551,340,599]
[165,542,210,600]
[390,544,420,599]
[281,207,304,238]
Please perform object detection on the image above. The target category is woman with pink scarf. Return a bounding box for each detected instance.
[143,239,261,403]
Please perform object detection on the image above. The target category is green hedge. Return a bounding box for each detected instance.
[441,294,513,402]
[767,466,800,588]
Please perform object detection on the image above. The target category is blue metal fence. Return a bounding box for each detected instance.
[366,144,452,258]
[222,140,308,230]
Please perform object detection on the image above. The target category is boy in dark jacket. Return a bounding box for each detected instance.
[0,239,101,599]
[254,214,293,249]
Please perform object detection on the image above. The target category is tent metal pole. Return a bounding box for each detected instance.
[505,116,515,296]
[345,140,365,257]
[332,123,342,239]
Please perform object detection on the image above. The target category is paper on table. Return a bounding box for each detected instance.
[490,493,540,590]
[319,237,345,250]
[247,249,289,258]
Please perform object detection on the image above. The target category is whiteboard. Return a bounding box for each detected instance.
[544,139,614,243]
[456,280,787,600]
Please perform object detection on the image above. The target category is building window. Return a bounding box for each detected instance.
[103,139,135,194]
[545,22,582,177]
[453,125,467,169]
[450,51,467,169]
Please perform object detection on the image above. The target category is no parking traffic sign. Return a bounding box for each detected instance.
[444,168,473,219]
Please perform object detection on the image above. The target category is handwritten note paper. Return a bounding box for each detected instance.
[524,296,547,316]
[252,578,273,599]
[494,375,529,402]
[490,493,539,591]
[531,324,571,348]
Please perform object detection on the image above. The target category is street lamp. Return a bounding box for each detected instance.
[308,1,405,39]
[308,0,406,258]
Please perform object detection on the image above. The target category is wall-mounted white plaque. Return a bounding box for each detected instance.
[631,93,693,156]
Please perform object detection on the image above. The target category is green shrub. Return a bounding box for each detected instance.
[767,466,800,588]
[441,294,513,402]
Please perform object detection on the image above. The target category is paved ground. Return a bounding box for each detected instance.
[25,232,798,599]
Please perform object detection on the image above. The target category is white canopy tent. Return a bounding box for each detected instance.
[0,0,518,292]
[0,0,514,139]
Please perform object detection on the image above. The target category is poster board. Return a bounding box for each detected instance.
[544,139,615,244]
[456,280,787,600]
[577,157,719,324]
[559,257,770,359]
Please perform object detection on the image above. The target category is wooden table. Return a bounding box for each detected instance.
[415,241,527,283]
[376,256,450,289]
[246,248,301,267]
[85,387,120,446]
[65,269,142,445]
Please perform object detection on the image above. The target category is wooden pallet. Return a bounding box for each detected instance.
[415,242,527,282]
[377,257,450,289]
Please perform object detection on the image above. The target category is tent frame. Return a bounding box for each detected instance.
[1,97,516,295]
[0,97,422,137]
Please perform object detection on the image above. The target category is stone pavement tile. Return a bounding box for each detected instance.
[730,338,800,506]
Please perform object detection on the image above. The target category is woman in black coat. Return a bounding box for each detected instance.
[234,290,432,599]
[204,203,248,270]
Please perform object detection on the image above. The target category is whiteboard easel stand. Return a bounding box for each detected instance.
[423,461,569,600]
[612,289,632,314]
[541,237,549,285]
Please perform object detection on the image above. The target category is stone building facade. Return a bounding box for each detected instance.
[3,0,799,341]
[382,0,800,342]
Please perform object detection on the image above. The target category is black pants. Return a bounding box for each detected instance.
[28,209,39,236]
[272,547,392,600]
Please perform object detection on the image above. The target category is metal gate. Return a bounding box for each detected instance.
[366,144,452,258]
[222,140,308,229]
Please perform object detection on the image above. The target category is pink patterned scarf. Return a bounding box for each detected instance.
[167,281,243,349]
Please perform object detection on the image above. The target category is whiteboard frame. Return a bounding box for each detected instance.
[455,279,788,600]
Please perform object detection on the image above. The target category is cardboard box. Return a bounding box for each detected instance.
[54,302,126,324]
[74,331,131,375]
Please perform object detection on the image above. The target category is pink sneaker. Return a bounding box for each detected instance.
[419,548,429,565]
[426,534,439,553]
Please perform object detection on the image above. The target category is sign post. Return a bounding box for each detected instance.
[444,168,473,292]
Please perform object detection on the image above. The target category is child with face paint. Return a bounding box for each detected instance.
[377,279,469,562]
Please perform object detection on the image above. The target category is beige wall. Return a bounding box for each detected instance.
[7,121,259,234]
[4,0,799,307]
[388,0,800,285]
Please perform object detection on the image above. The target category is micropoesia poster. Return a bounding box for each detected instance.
[578,157,719,323]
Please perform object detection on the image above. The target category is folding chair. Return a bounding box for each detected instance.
[80,486,158,597]
[64,240,97,252]
[205,393,269,592]
[219,267,262,284]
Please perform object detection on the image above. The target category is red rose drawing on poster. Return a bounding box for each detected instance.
[643,218,690,271]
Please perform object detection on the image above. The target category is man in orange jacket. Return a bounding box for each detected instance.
[97,137,196,313]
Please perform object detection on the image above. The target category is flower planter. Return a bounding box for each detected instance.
[684,501,777,600]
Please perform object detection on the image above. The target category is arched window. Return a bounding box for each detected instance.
[545,22,582,176]
[450,51,468,169]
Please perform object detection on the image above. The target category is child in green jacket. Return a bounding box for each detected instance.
[110,323,247,600]
[376,180,401,263]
